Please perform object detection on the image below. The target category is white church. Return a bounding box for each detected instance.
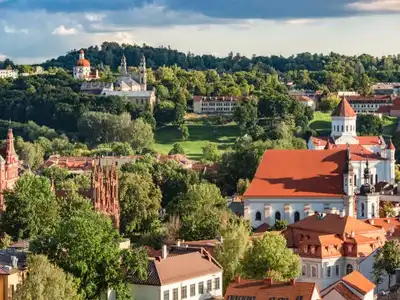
[243,98,396,229]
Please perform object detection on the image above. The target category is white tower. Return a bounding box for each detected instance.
[385,138,396,183]
[356,160,380,219]
[343,147,355,217]
[139,55,147,91]
[330,98,358,145]
[120,54,127,76]
[73,50,91,80]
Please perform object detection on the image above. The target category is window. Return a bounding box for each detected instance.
[190,284,195,296]
[311,266,317,278]
[214,277,220,290]
[327,266,331,277]
[372,203,375,217]
[346,125,348,131]
[275,211,281,222]
[294,211,300,222]
[255,211,262,221]
[207,279,212,292]
[370,174,373,184]
[354,175,357,185]
[336,265,340,276]
[302,265,307,276]
[198,282,204,294]
[310,246,316,254]
[181,286,187,299]
[172,288,178,300]
[375,174,378,184]
[341,125,344,131]
[346,264,353,275]
[163,290,169,300]
[361,203,365,217]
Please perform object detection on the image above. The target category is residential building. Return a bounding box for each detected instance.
[288,90,323,102]
[338,91,360,97]
[80,81,114,95]
[283,213,386,290]
[0,129,20,211]
[73,50,99,80]
[102,55,156,110]
[224,276,321,300]
[0,69,18,79]
[129,245,223,300]
[345,95,392,113]
[193,96,241,114]
[308,98,395,188]
[291,95,315,109]
[0,248,28,300]
[373,83,400,95]
[320,271,375,300]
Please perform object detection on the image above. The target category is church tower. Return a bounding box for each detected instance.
[330,98,358,145]
[356,160,379,219]
[343,147,355,217]
[120,54,128,76]
[139,55,147,91]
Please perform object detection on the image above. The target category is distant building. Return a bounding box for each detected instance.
[101,55,156,110]
[80,81,114,95]
[338,91,360,97]
[373,83,400,95]
[129,245,223,300]
[193,96,243,114]
[225,276,321,300]
[73,50,99,80]
[290,95,315,109]
[345,95,392,113]
[289,90,323,102]
[0,69,18,79]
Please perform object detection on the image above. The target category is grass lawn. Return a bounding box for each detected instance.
[382,116,398,136]
[154,124,240,160]
[309,111,332,135]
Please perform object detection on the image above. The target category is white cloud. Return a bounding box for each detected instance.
[52,25,80,36]
[84,13,106,22]
[348,0,400,12]
[0,54,6,61]
[281,18,315,25]
[3,23,28,34]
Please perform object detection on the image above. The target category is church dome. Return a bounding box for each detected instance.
[76,50,91,67]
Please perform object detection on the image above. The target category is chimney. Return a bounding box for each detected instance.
[176,240,181,247]
[162,245,168,259]
[263,277,272,287]
[290,278,296,286]
[235,275,241,284]
[386,219,391,224]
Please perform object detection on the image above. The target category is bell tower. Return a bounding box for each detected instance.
[120,54,127,76]
[139,55,147,91]
[356,160,379,219]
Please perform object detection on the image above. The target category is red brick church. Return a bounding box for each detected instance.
[0,129,20,211]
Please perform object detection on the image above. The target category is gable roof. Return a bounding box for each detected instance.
[342,271,375,295]
[224,279,318,300]
[331,98,357,117]
[244,149,346,198]
[130,248,221,286]
[323,282,361,300]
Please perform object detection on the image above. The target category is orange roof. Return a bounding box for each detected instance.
[323,282,362,300]
[387,139,395,150]
[289,214,382,236]
[244,150,346,198]
[357,136,383,146]
[347,95,391,102]
[311,136,329,147]
[291,95,314,103]
[365,218,400,232]
[342,271,375,295]
[76,58,90,67]
[224,278,318,300]
[331,98,356,117]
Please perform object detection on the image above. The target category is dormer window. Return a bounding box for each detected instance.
[310,246,316,254]
[348,245,353,252]
[304,245,308,253]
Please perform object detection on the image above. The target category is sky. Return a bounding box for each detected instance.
[0,0,400,64]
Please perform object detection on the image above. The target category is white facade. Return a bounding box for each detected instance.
[356,193,380,219]
[130,271,223,300]
[0,69,18,79]
[193,97,238,114]
[298,257,359,291]
[331,116,357,141]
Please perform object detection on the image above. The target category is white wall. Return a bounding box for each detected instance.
[244,198,345,228]
[322,288,346,300]
[130,272,223,300]
[331,116,357,138]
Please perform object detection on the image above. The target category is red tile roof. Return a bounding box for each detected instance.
[387,139,396,150]
[332,98,357,117]
[342,271,375,295]
[376,105,391,114]
[347,95,391,102]
[329,144,383,161]
[193,95,243,102]
[244,150,346,198]
[224,278,318,300]
[357,136,383,146]
[323,282,362,300]
[310,136,329,147]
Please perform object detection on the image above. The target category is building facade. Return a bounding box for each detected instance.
[0,129,20,211]
[0,70,18,79]
[193,96,242,114]
[345,95,392,113]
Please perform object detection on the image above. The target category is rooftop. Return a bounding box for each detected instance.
[244,149,347,198]
[331,98,356,117]
[342,270,375,295]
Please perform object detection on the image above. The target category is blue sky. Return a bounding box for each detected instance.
[1,0,400,63]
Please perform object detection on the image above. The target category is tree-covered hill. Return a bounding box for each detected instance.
[40,42,400,84]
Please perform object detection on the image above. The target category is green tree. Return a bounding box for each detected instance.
[15,139,45,170]
[214,216,250,289]
[202,142,220,162]
[119,173,162,237]
[179,124,189,141]
[32,207,148,300]
[241,232,301,280]
[131,118,154,153]
[2,174,59,240]
[171,183,226,240]
[319,94,340,112]
[13,254,82,300]
[233,99,258,133]
[273,220,288,231]
[100,66,116,83]
[155,101,176,125]
[357,114,383,136]
[236,178,250,195]
[373,240,400,289]
[169,142,185,155]
[382,202,396,218]
[0,233,12,249]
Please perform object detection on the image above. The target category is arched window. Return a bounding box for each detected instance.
[375,174,378,184]
[346,125,348,131]
[341,125,344,131]
[361,203,365,217]
[255,211,262,221]
[354,175,357,185]
[275,211,281,222]
[372,203,375,218]
[294,211,300,222]
[311,266,317,278]
[346,264,353,275]
[302,265,307,276]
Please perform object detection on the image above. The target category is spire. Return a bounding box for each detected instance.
[120,54,127,75]
[139,55,147,91]
[331,97,356,117]
[79,49,85,60]
[6,128,17,164]
[363,159,370,182]
[387,138,395,150]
